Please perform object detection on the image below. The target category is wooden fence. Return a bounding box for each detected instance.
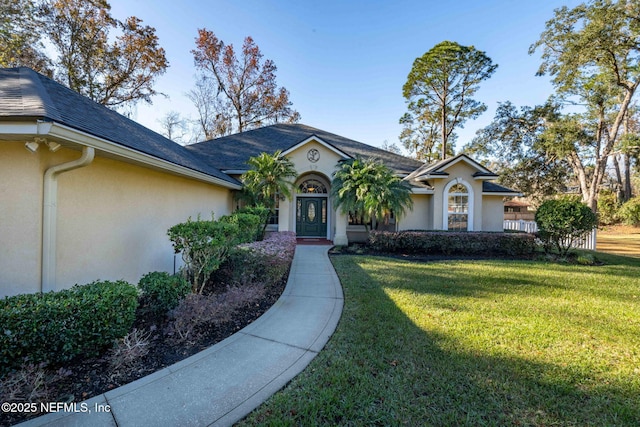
[503,220,597,250]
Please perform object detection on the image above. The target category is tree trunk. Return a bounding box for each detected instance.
[624,153,633,200]
[613,154,624,201]
[568,151,591,206]
[441,106,447,160]
[441,81,448,160]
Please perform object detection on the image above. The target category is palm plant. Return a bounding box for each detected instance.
[240,150,297,231]
[331,157,413,231]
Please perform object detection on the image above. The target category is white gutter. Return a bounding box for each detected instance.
[42,146,95,292]
[46,123,242,190]
[0,120,241,190]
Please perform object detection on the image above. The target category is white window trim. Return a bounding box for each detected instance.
[442,178,474,231]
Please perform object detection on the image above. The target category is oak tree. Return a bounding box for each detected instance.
[401,41,497,161]
[191,29,300,136]
[40,0,168,108]
[465,101,573,204]
[530,0,640,210]
[0,0,50,72]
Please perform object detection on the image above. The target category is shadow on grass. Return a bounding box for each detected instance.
[241,255,640,426]
[365,254,640,307]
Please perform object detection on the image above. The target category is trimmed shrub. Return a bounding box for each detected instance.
[168,215,239,294]
[236,205,271,240]
[597,190,621,226]
[219,212,263,244]
[535,198,598,256]
[618,197,640,226]
[138,272,190,316]
[226,231,297,288]
[368,230,536,256]
[0,280,138,375]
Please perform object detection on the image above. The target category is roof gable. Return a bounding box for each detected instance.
[187,123,424,174]
[281,135,352,159]
[406,153,498,181]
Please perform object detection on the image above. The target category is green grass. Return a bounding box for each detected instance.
[240,252,640,426]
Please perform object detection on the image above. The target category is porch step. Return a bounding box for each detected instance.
[296,238,333,246]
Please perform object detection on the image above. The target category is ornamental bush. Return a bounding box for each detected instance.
[219,212,263,244]
[138,271,191,316]
[535,197,597,256]
[0,280,138,375]
[236,205,271,240]
[597,190,621,226]
[368,230,536,256]
[618,197,640,226]
[168,215,239,294]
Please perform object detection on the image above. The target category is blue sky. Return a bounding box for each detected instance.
[108,0,581,152]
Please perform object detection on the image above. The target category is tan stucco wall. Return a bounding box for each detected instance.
[399,194,433,230]
[1,142,233,297]
[1,142,44,295]
[482,196,506,231]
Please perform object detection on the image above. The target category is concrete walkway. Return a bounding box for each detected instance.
[19,245,343,427]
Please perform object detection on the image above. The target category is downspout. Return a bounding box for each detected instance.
[42,146,95,292]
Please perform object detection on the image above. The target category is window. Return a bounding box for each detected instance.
[348,211,365,225]
[268,195,279,225]
[298,179,328,194]
[447,183,468,231]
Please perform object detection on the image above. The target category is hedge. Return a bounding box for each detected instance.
[219,212,264,244]
[138,271,191,316]
[0,280,138,375]
[368,230,536,256]
[619,197,640,226]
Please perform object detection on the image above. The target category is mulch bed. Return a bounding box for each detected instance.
[1,276,287,427]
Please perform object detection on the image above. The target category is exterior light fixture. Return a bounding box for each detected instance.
[46,141,61,152]
[25,141,40,153]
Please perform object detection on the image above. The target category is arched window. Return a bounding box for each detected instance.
[298,179,327,194]
[447,183,469,231]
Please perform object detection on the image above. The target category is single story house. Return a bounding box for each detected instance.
[0,67,518,297]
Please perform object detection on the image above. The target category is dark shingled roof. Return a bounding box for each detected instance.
[1,68,519,196]
[186,123,425,175]
[483,181,520,194]
[0,67,240,186]
[406,153,496,181]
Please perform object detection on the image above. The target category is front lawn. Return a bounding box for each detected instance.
[598,225,640,258]
[241,253,640,426]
